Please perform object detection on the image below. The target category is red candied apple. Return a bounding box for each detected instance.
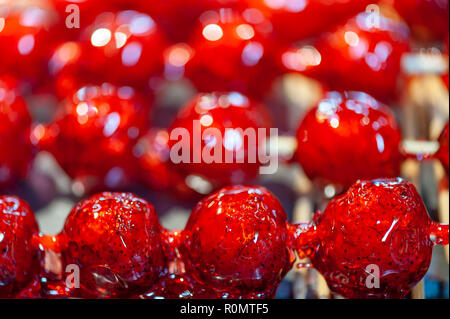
[245,0,374,43]
[35,83,150,192]
[184,8,281,96]
[0,196,40,298]
[168,92,274,189]
[393,0,449,42]
[0,76,35,188]
[436,122,449,177]
[282,11,410,102]
[61,192,166,298]
[295,178,449,298]
[295,91,403,191]
[182,185,296,298]
[49,10,166,97]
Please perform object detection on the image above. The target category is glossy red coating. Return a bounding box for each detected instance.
[0,77,34,188]
[61,192,165,298]
[2,182,449,299]
[185,8,280,96]
[436,123,449,177]
[139,0,243,41]
[0,196,40,298]
[393,0,449,42]
[246,0,373,43]
[295,178,449,298]
[168,92,273,188]
[49,10,166,97]
[35,83,150,192]
[283,11,410,102]
[182,185,295,298]
[295,91,403,191]
[0,5,55,84]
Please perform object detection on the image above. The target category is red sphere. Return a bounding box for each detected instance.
[297,178,449,298]
[246,0,373,43]
[0,196,40,298]
[182,185,295,298]
[0,77,34,188]
[282,11,410,102]
[295,91,403,191]
[168,92,273,188]
[62,192,165,298]
[393,0,449,42]
[36,83,150,192]
[185,8,280,96]
[49,10,166,96]
[436,122,449,177]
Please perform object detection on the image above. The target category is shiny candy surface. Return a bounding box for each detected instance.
[283,11,410,102]
[36,83,150,191]
[50,10,166,96]
[62,192,165,298]
[185,8,280,96]
[296,178,449,298]
[246,0,373,43]
[168,92,273,188]
[295,91,403,190]
[182,186,295,298]
[0,77,34,188]
[0,196,40,298]
[0,183,448,299]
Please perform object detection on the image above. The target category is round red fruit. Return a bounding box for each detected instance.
[168,92,273,189]
[185,8,280,96]
[49,10,166,96]
[297,178,448,298]
[295,91,403,191]
[61,192,165,298]
[182,185,295,298]
[283,11,410,102]
[36,83,150,192]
